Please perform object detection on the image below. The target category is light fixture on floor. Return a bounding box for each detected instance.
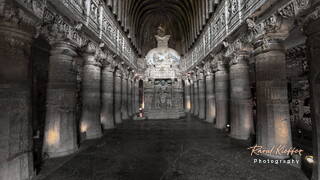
[305,155,314,164]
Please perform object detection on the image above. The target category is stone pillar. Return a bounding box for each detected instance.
[183,77,191,113]
[215,60,229,129]
[128,75,133,117]
[43,41,78,158]
[304,12,320,180]
[229,52,254,140]
[304,11,320,180]
[121,73,129,120]
[114,68,122,124]
[205,66,216,123]
[80,42,102,140]
[254,38,292,159]
[100,53,115,130]
[193,73,199,117]
[190,75,195,115]
[198,70,206,120]
[131,77,136,116]
[134,79,140,115]
[0,5,34,179]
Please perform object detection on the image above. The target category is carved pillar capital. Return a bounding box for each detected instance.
[81,41,102,67]
[0,1,37,34]
[203,61,215,76]
[115,68,122,77]
[102,59,115,72]
[197,69,205,80]
[96,46,107,64]
[229,51,250,66]
[247,14,293,46]
[52,40,77,52]
[225,36,252,67]
[253,38,285,55]
[0,1,38,59]
[216,59,228,72]
[122,71,128,80]
[189,71,197,82]
[81,41,97,55]
[303,6,320,36]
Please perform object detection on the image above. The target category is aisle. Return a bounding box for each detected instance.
[39,119,307,180]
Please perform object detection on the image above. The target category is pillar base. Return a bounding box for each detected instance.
[85,133,103,140]
[229,133,250,141]
[46,148,78,158]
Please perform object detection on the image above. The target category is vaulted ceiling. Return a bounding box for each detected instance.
[105,0,221,57]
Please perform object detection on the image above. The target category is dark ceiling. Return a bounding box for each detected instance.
[105,0,221,57]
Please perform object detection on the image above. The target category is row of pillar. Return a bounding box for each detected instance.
[184,38,294,159]
[0,3,140,178]
[44,42,140,158]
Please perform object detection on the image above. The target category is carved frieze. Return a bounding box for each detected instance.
[184,0,313,71]
[9,0,137,69]
[0,1,37,33]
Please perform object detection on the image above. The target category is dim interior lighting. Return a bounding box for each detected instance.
[275,118,290,145]
[226,124,230,128]
[47,129,59,145]
[186,102,191,110]
[81,123,88,133]
[305,155,314,164]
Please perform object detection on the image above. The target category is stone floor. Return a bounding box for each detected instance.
[36,119,308,180]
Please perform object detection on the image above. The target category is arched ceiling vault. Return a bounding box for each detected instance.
[106,0,221,57]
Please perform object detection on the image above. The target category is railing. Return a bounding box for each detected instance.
[184,0,311,71]
[14,0,137,69]
[184,0,269,70]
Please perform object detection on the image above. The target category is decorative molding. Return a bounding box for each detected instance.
[8,0,137,69]
[184,0,312,71]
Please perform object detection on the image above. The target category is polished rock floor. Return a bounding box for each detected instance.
[37,119,308,180]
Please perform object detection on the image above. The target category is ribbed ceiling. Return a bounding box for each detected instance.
[105,0,221,57]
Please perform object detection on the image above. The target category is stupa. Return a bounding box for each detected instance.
[143,25,185,120]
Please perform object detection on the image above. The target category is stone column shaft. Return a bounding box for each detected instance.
[128,77,133,117]
[215,62,229,129]
[190,80,194,114]
[121,76,129,120]
[305,15,320,180]
[43,41,78,158]
[205,73,216,123]
[101,62,114,129]
[134,79,140,114]
[0,14,34,180]
[131,79,136,116]
[229,55,254,140]
[184,78,191,113]
[198,72,206,120]
[114,69,122,124]
[255,39,292,159]
[80,45,102,140]
[194,78,199,116]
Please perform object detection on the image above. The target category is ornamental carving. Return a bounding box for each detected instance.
[10,0,138,68]
[183,0,313,71]
[264,15,282,33]
[0,1,36,31]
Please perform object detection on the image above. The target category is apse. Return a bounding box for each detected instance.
[106,0,219,56]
